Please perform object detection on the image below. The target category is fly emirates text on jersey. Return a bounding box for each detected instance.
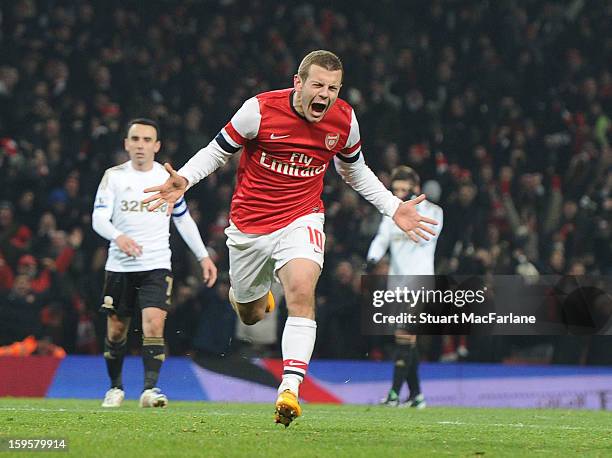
[259,152,327,177]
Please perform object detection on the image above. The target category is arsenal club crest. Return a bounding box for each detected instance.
[325,133,340,150]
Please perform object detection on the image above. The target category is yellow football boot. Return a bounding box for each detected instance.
[274,389,302,427]
[264,290,275,313]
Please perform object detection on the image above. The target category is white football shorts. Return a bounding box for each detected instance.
[225,213,325,303]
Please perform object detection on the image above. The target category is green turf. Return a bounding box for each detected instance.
[0,399,610,457]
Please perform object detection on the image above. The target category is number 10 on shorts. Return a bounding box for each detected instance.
[307,226,324,252]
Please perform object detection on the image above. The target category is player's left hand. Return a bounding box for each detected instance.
[200,256,218,287]
[392,194,438,242]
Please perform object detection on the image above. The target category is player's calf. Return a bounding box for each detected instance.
[237,306,265,325]
[142,336,165,390]
[103,337,127,390]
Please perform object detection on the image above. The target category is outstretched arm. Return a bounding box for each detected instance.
[333,153,401,216]
[334,110,437,241]
[334,156,437,242]
[143,144,231,214]
[143,97,261,213]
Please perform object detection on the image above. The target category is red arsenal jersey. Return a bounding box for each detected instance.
[217,88,362,234]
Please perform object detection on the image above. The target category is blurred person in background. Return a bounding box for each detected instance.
[92,118,217,409]
[367,166,443,408]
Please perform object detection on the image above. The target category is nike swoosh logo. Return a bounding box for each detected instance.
[270,133,290,140]
[286,360,307,367]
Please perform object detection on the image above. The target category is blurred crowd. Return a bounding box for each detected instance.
[0,0,610,363]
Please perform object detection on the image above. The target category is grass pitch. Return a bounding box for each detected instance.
[0,399,610,457]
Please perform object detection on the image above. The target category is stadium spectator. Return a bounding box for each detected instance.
[0,201,32,266]
[0,274,43,346]
[0,251,15,291]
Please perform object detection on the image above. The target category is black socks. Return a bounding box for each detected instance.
[142,337,165,390]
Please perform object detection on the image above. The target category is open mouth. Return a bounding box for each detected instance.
[310,102,327,115]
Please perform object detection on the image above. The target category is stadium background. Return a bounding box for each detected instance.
[0,0,610,403]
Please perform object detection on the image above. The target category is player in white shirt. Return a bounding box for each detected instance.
[367,166,443,408]
[92,119,217,408]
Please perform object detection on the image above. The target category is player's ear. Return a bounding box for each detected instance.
[293,74,302,91]
[154,140,161,153]
[124,137,129,151]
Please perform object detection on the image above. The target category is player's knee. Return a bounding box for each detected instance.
[285,287,314,309]
[285,292,315,317]
[144,321,165,336]
[107,325,128,342]
[395,332,416,345]
[108,331,124,342]
[142,310,167,336]
[107,314,129,340]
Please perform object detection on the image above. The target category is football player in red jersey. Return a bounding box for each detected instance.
[144,50,438,426]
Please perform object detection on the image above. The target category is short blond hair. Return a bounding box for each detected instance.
[391,166,420,186]
[297,50,343,81]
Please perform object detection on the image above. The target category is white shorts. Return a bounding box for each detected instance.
[225,213,325,303]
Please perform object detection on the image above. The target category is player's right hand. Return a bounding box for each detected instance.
[143,163,188,215]
[115,234,143,257]
[200,256,218,288]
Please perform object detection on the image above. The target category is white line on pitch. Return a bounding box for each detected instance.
[0,407,233,415]
[437,421,598,431]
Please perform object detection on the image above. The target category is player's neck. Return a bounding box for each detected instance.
[130,160,154,172]
[291,91,305,117]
